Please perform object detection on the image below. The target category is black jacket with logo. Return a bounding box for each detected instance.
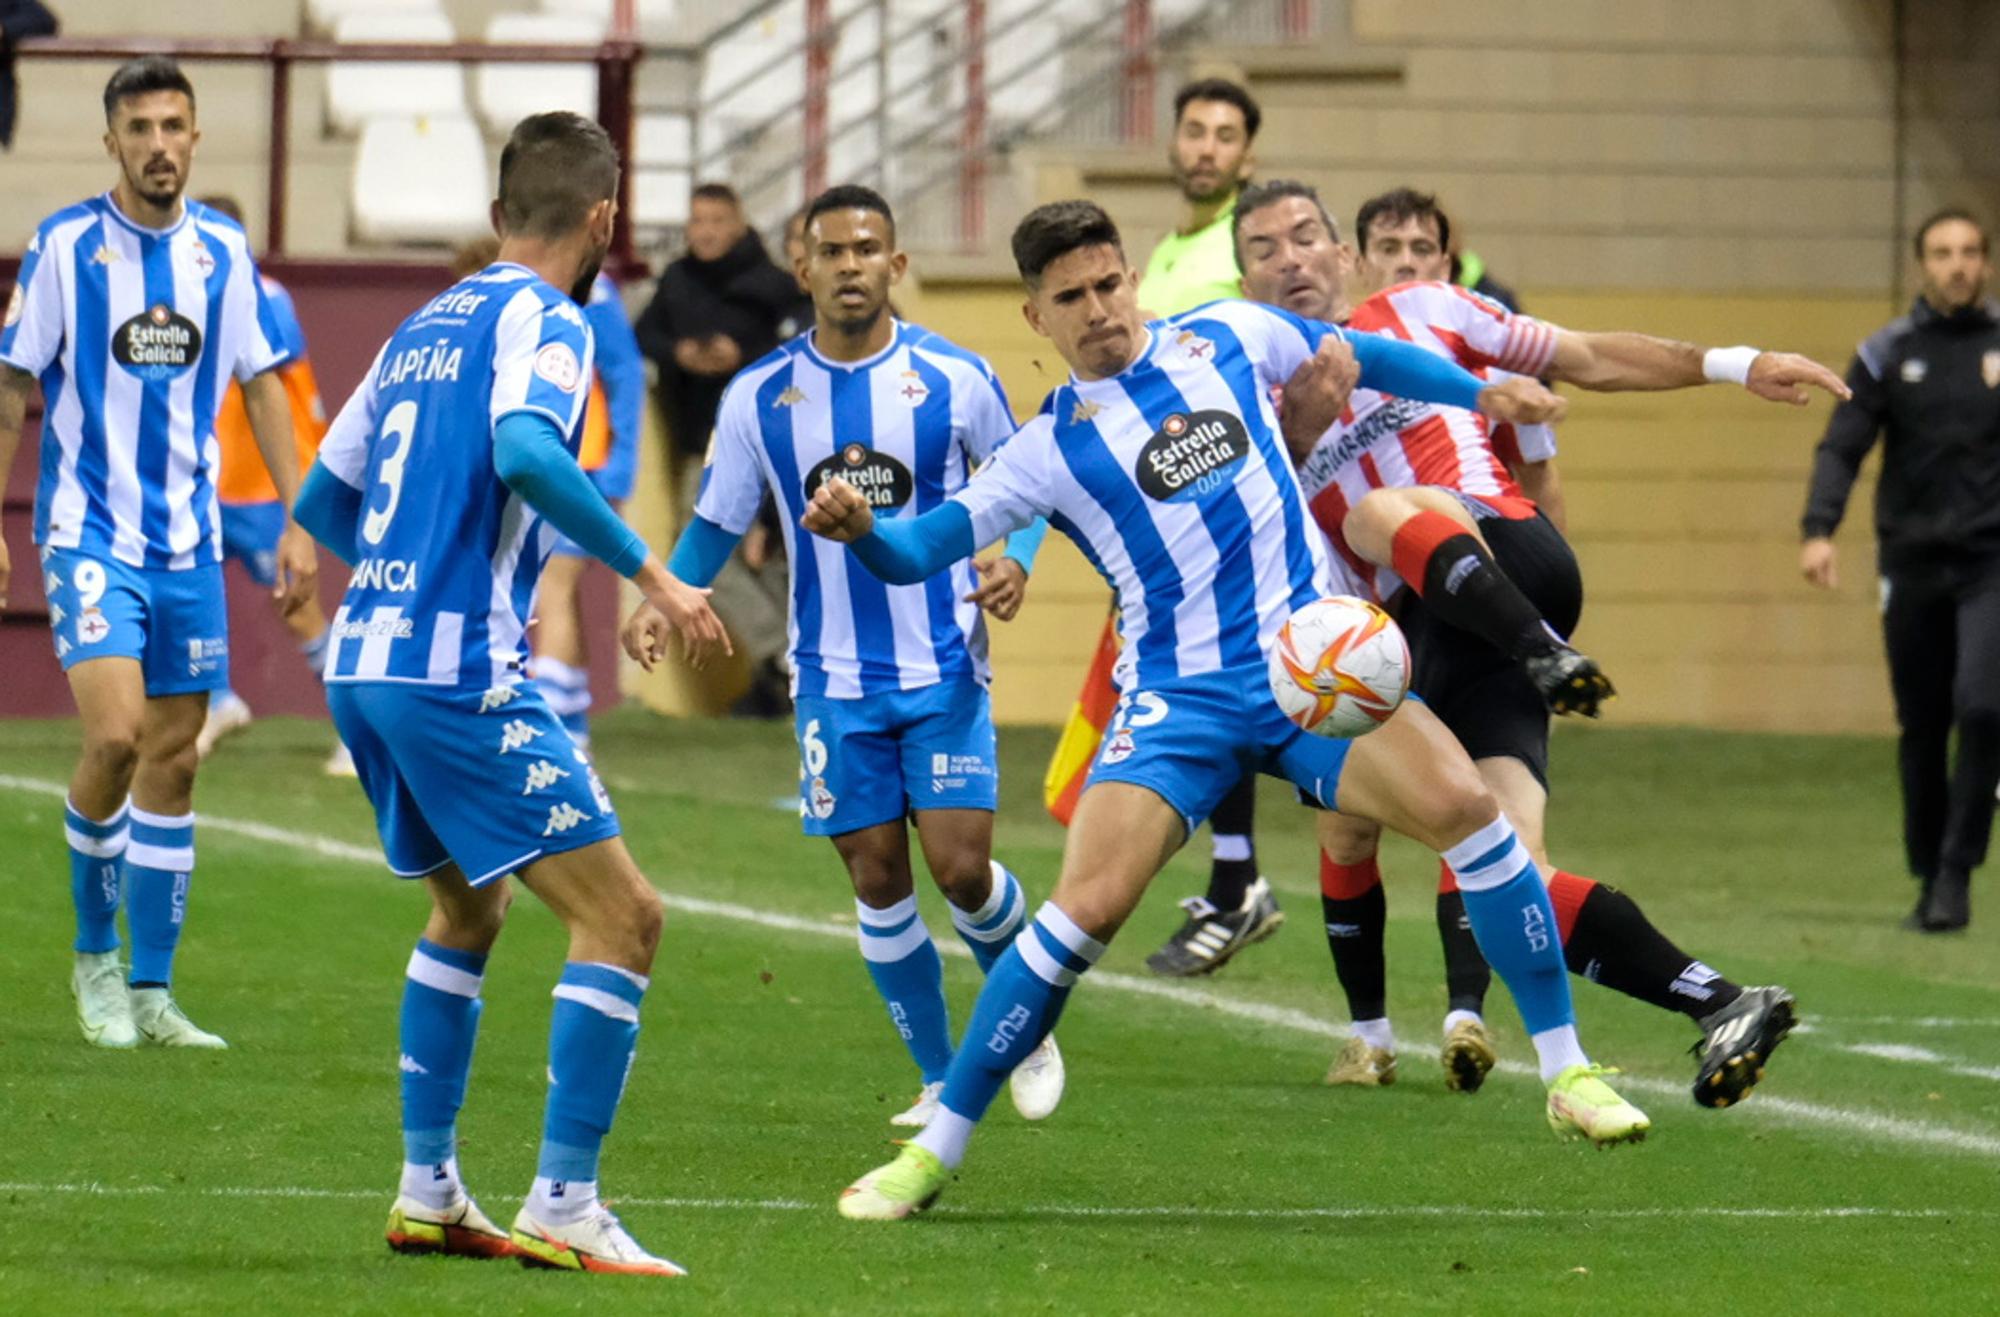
[1802,295,2000,571]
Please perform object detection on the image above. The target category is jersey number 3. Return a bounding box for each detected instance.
[363,399,418,546]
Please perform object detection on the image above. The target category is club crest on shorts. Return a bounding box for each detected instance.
[77,609,110,645]
[1100,726,1136,765]
[806,776,837,819]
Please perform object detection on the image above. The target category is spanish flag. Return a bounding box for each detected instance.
[1041,607,1121,825]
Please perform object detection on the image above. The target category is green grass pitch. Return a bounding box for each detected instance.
[1,711,1997,1313]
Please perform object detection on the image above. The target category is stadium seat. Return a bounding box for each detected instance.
[306,0,408,33]
[349,115,490,245]
[631,168,693,228]
[542,0,682,40]
[636,110,693,168]
[325,9,467,137]
[988,0,1063,130]
[477,13,602,131]
[700,5,804,143]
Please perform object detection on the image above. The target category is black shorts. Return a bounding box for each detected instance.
[1389,501,1583,789]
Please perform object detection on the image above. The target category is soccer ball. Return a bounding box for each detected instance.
[1267,596,1411,738]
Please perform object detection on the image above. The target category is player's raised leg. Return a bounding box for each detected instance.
[507,837,685,1276]
[912,808,1063,1121]
[385,865,516,1259]
[842,781,1181,1220]
[62,656,147,1049]
[1344,487,1613,716]
[1321,702,1647,1147]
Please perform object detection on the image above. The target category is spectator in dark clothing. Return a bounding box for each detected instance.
[635,182,798,475]
[1,0,60,150]
[776,205,815,341]
[635,183,797,714]
[1802,208,2000,934]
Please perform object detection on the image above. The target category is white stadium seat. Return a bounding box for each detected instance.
[541,0,680,40]
[306,0,408,32]
[350,115,491,245]
[326,10,467,136]
[635,111,693,168]
[477,13,602,131]
[631,168,693,228]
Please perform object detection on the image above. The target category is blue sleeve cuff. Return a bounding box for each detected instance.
[1347,331,1485,413]
[666,515,742,589]
[851,504,977,584]
[294,462,362,567]
[492,411,648,577]
[1001,517,1049,573]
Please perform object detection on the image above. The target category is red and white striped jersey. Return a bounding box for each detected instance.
[1294,281,1561,599]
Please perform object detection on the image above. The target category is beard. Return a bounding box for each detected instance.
[127,159,185,209]
[569,249,605,305]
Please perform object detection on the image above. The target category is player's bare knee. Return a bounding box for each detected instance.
[624,884,665,960]
[1318,812,1383,865]
[1429,774,1503,852]
[930,851,993,911]
[848,858,915,910]
[79,727,141,785]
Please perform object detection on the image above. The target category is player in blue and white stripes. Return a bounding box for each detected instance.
[658,185,1063,1128]
[804,201,1654,1219]
[0,57,318,1051]
[293,112,726,1276]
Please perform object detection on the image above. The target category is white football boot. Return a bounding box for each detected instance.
[889,1080,944,1128]
[195,693,253,758]
[510,1204,687,1276]
[1009,1034,1066,1120]
[130,987,228,1049]
[72,951,137,1049]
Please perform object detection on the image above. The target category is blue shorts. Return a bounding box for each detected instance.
[327,681,621,886]
[793,680,998,836]
[1087,665,1353,836]
[40,547,230,696]
[219,500,286,588]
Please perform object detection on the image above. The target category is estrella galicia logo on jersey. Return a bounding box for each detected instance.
[112,304,201,381]
[1135,409,1249,503]
[805,443,914,510]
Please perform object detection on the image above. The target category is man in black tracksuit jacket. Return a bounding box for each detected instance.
[1801,208,2000,932]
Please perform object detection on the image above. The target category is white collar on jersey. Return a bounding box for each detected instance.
[1069,325,1157,390]
[99,190,189,238]
[801,319,906,373]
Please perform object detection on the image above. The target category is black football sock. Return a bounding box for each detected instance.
[1434,886,1491,1016]
[1320,855,1388,1023]
[1557,874,1744,1022]
[1204,774,1258,911]
[1390,510,1557,661]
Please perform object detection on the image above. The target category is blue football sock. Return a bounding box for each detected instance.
[949,862,1027,974]
[398,938,488,1192]
[1443,818,1587,1080]
[300,628,331,680]
[531,961,647,1223]
[917,902,1103,1169]
[125,806,193,987]
[65,799,127,954]
[856,895,954,1083]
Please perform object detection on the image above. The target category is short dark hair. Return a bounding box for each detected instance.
[690,181,741,209]
[496,111,619,241]
[1354,187,1450,253]
[1011,200,1124,288]
[196,194,244,226]
[1914,207,1989,259]
[103,56,196,123]
[1232,179,1340,267]
[1172,77,1261,140]
[802,184,896,243]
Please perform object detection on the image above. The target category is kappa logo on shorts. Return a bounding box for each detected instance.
[479,685,521,713]
[585,765,614,815]
[542,802,592,836]
[77,609,110,645]
[47,602,64,626]
[55,636,72,659]
[498,719,545,753]
[522,759,571,794]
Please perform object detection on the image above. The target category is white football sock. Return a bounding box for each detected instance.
[398,1156,463,1211]
[1531,1024,1589,1082]
[527,1175,599,1225]
[1350,1018,1395,1052]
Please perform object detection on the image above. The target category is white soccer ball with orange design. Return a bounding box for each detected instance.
[1268,596,1411,738]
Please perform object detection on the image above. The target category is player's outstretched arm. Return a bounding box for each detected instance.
[242,369,320,615]
[1546,330,1851,405]
[802,476,977,584]
[0,365,34,614]
[621,558,732,672]
[292,461,363,567]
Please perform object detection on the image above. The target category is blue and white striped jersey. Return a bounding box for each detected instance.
[314,262,595,689]
[0,194,293,569]
[697,320,1017,699]
[953,300,1338,692]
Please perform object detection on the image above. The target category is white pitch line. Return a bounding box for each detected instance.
[0,1182,1979,1223]
[1842,1042,2000,1085]
[5,773,2000,1162]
